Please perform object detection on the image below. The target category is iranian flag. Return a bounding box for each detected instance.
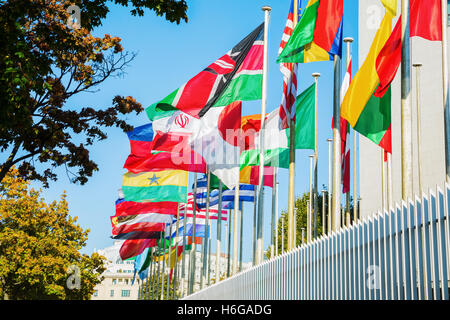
[147,23,264,119]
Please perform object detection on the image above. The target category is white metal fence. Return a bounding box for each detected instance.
[184,185,450,300]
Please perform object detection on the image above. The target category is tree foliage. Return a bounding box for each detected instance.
[0,0,189,186]
[0,168,106,299]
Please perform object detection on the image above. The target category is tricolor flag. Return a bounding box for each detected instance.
[110,213,173,236]
[341,0,442,154]
[122,170,188,203]
[278,0,302,129]
[115,196,178,217]
[123,123,206,174]
[240,83,316,169]
[146,23,264,119]
[277,0,343,64]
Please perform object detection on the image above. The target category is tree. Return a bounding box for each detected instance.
[0,168,106,299]
[0,0,189,186]
[267,191,355,259]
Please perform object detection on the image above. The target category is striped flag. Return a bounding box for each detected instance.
[179,193,228,221]
[341,58,352,193]
[278,0,301,129]
[194,177,255,210]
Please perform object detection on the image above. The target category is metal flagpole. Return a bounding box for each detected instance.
[189,173,198,294]
[301,227,305,245]
[271,168,277,258]
[156,232,162,299]
[413,63,423,193]
[312,72,320,239]
[381,150,386,212]
[343,37,353,225]
[287,0,299,253]
[327,138,332,234]
[239,200,244,272]
[252,185,257,265]
[441,0,450,183]
[208,235,212,286]
[180,202,187,297]
[166,219,173,300]
[172,204,180,299]
[160,234,166,300]
[215,181,223,283]
[281,215,284,253]
[332,54,342,231]
[321,189,326,235]
[256,5,271,265]
[275,181,279,255]
[233,182,239,274]
[387,153,393,210]
[201,169,211,289]
[226,209,232,277]
[401,0,413,200]
[306,200,311,243]
[308,154,313,242]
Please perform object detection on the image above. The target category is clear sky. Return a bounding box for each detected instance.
[32,0,359,263]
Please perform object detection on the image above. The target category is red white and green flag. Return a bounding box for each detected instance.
[146,23,264,120]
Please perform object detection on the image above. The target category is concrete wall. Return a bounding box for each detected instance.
[358,1,448,218]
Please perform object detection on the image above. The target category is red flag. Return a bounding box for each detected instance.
[119,239,156,260]
[410,0,442,41]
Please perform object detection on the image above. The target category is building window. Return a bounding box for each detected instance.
[93,290,98,297]
[125,279,129,285]
[110,290,114,297]
[112,279,117,285]
[121,290,130,297]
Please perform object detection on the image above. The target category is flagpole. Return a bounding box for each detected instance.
[308,154,313,242]
[327,138,332,234]
[148,248,154,300]
[256,5,271,265]
[166,219,173,300]
[239,200,244,272]
[233,182,239,275]
[201,169,211,289]
[312,72,320,239]
[180,202,187,297]
[226,208,232,277]
[306,199,311,243]
[160,234,166,300]
[413,63,423,193]
[401,0,413,200]
[156,232,162,299]
[332,53,342,231]
[172,204,180,299]
[281,214,285,253]
[442,0,450,183]
[321,189,326,235]
[381,150,386,212]
[343,37,353,225]
[215,181,223,284]
[271,168,277,258]
[287,0,299,253]
[189,173,197,294]
[275,181,279,256]
[252,185,257,265]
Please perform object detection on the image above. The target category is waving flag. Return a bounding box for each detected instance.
[115,197,178,217]
[147,23,264,119]
[340,58,352,193]
[277,0,343,64]
[278,0,301,129]
[122,170,188,203]
[119,238,156,260]
[194,181,255,210]
[179,193,228,220]
[123,123,206,174]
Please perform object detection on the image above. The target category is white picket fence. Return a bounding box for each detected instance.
[184,185,450,300]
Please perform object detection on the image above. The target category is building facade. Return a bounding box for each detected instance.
[358,0,450,218]
[91,241,141,300]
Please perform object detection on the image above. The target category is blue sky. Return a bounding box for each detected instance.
[31,0,359,263]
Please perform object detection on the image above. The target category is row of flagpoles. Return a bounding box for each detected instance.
[110,0,450,299]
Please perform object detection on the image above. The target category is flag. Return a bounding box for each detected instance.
[340,11,394,154]
[340,58,352,193]
[123,123,206,174]
[179,192,228,220]
[132,248,153,284]
[381,0,397,16]
[189,101,243,189]
[278,0,302,129]
[194,180,255,210]
[239,166,274,187]
[115,197,178,217]
[110,213,173,236]
[119,239,156,260]
[112,230,163,240]
[146,23,264,119]
[122,170,188,203]
[277,0,343,64]
[240,83,316,169]
[410,0,442,41]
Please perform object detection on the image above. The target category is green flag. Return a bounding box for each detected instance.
[293,82,316,149]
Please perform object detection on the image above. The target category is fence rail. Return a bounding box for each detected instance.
[184,185,450,300]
